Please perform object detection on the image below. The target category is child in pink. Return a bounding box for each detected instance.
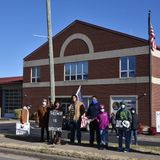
[96,104,110,150]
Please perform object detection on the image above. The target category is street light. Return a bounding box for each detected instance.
[46,0,55,104]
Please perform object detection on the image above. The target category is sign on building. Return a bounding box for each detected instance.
[16,122,30,135]
[48,110,63,131]
[156,111,160,132]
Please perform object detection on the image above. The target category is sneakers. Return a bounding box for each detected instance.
[124,149,130,153]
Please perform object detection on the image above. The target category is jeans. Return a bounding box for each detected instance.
[130,129,137,145]
[70,120,81,143]
[118,129,131,151]
[100,129,108,146]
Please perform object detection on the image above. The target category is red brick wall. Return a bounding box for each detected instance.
[24,21,148,60]
[151,84,160,127]
[136,55,150,76]
[64,39,89,56]
[55,83,150,126]
[23,65,50,83]
[23,87,50,113]
[152,56,160,78]
[24,44,49,61]
[151,55,160,127]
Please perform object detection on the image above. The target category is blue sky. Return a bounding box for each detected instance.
[0,0,160,77]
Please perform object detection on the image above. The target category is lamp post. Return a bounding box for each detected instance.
[46,0,55,104]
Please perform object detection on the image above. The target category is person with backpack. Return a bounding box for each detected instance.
[116,102,132,152]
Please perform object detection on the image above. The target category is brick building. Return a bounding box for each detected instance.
[23,20,160,127]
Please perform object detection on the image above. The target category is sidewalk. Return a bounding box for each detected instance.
[0,119,160,160]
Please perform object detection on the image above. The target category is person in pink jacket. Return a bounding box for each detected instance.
[96,104,110,150]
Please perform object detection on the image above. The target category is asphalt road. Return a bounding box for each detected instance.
[0,152,39,160]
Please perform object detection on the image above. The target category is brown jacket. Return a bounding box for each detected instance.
[37,105,50,128]
[20,107,29,124]
[69,101,85,121]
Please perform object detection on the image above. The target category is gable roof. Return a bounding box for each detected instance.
[24,20,148,60]
[55,20,148,43]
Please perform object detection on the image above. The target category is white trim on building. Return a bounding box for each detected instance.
[23,46,149,67]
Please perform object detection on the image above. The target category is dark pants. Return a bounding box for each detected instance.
[118,129,131,151]
[41,127,49,141]
[70,120,81,143]
[130,129,137,145]
[89,119,100,145]
[111,124,117,133]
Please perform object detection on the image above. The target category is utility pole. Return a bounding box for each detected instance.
[46,0,55,104]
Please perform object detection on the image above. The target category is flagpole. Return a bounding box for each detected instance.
[148,10,152,128]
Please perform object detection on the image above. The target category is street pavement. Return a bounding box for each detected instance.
[0,119,160,160]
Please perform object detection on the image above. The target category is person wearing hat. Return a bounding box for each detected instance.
[115,102,132,152]
[20,104,31,124]
[37,99,50,142]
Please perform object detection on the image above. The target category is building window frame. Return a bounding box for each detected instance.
[120,56,136,78]
[31,66,40,83]
[64,61,88,81]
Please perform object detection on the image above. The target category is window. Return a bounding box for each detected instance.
[64,61,88,81]
[120,56,136,78]
[31,66,40,83]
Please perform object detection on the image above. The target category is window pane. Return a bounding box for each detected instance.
[71,75,76,80]
[121,57,127,70]
[77,62,82,75]
[83,74,88,80]
[83,62,88,80]
[129,71,136,77]
[32,78,36,82]
[71,63,76,75]
[121,72,127,77]
[37,67,40,77]
[65,76,70,81]
[129,56,136,70]
[32,68,36,77]
[65,64,70,75]
[77,74,82,80]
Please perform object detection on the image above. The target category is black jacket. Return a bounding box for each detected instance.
[86,102,100,119]
[131,113,140,130]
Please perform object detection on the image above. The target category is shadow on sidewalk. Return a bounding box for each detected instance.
[5,134,41,143]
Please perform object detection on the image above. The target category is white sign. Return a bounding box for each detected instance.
[16,121,30,135]
[156,111,160,132]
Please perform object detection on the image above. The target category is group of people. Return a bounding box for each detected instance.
[21,95,139,152]
[37,98,62,144]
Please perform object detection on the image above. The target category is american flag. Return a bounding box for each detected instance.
[150,24,157,50]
